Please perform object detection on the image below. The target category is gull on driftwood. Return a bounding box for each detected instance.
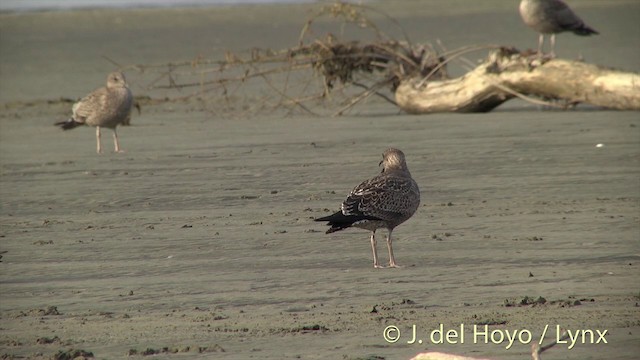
[519,0,598,57]
[315,148,420,268]
[55,71,133,153]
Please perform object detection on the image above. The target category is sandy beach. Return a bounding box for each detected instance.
[1,1,639,359]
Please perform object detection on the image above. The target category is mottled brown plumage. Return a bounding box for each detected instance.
[316,148,420,268]
[55,71,133,153]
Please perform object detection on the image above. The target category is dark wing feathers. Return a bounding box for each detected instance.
[343,174,417,221]
[315,172,419,233]
[549,0,598,35]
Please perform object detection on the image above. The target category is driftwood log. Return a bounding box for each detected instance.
[408,330,571,360]
[395,47,640,113]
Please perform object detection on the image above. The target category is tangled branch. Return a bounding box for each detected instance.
[125,1,447,116]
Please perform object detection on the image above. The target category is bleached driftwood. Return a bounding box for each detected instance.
[395,47,640,113]
[410,352,491,360]
[409,329,571,360]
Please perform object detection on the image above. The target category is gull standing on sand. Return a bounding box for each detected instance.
[315,148,420,269]
[519,0,598,57]
[55,71,133,153]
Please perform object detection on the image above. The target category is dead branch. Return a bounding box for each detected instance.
[395,47,640,113]
[124,1,444,116]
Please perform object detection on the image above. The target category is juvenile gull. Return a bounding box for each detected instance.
[55,71,133,153]
[519,0,598,57]
[315,148,420,268]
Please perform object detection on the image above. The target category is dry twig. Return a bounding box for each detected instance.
[125,1,445,116]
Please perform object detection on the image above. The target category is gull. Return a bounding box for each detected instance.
[519,0,598,57]
[55,71,133,153]
[315,148,420,268]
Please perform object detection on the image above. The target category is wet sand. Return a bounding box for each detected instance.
[1,1,639,359]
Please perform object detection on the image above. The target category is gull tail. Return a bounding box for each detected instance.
[573,23,598,36]
[54,119,83,130]
[315,211,379,234]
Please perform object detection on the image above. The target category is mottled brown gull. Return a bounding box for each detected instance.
[315,148,420,269]
[55,71,133,153]
[519,0,598,57]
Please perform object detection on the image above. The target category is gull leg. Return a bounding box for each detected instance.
[386,230,401,268]
[549,34,556,58]
[112,128,124,153]
[96,126,102,154]
[537,34,545,57]
[370,231,383,269]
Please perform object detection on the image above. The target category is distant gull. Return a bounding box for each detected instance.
[315,148,420,268]
[55,71,133,153]
[519,0,598,57]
